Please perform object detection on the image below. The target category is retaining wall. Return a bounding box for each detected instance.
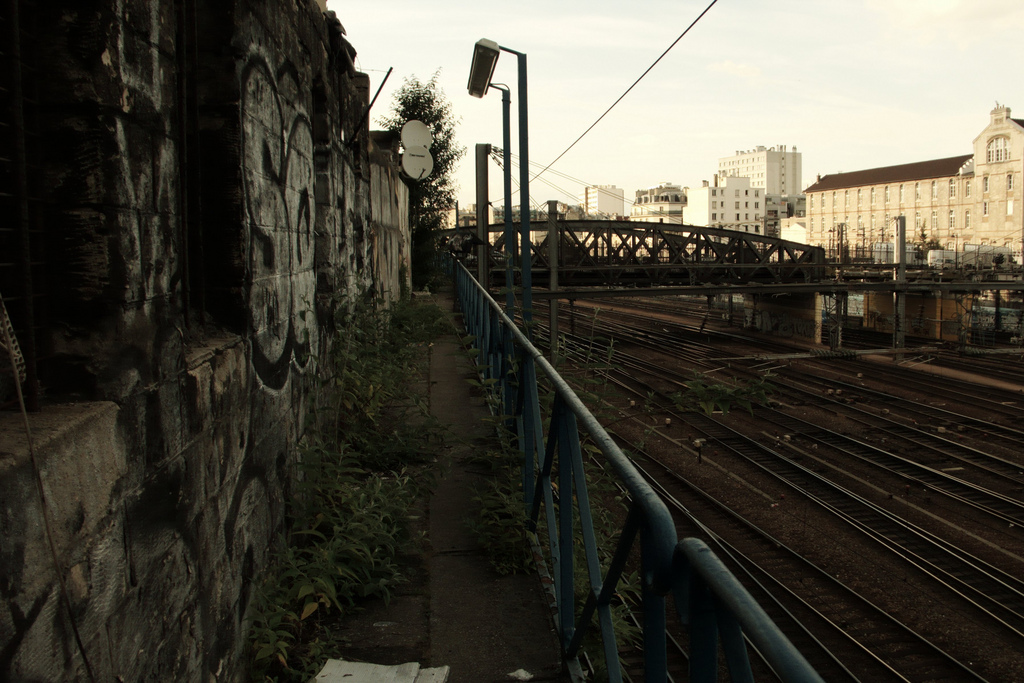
[0,1,409,679]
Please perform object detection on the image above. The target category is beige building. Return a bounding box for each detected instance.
[683,176,766,233]
[718,145,801,195]
[579,184,625,218]
[631,182,686,223]
[804,104,1023,257]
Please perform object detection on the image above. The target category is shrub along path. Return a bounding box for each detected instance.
[330,288,567,683]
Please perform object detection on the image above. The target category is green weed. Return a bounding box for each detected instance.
[248,296,448,682]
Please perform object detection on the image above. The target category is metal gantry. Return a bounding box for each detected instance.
[455,260,824,683]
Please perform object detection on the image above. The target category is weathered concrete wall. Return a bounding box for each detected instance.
[743,292,820,341]
[864,291,968,341]
[0,0,409,680]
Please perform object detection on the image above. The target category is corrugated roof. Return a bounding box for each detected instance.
[805,154,973,193]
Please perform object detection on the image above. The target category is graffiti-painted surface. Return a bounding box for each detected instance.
[1,1,410,681]
[241,57,318,390]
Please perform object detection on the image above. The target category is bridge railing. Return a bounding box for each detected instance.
[454,261,824,683]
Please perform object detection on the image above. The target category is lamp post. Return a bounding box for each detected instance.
[468,39,532,325]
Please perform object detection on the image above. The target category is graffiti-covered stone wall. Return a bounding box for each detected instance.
[0,0,409,680]
[743,292,821,341]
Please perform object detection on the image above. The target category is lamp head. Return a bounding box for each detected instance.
[467,39,500,98]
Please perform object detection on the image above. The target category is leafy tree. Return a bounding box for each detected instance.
[380,72,466,290]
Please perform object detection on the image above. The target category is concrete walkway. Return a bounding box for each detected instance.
[328,289,567,683]
[426,290,566,682]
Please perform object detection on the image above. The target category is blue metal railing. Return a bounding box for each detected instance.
[454,262,825,683]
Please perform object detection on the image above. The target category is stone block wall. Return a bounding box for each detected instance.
[743,292,821,340]
[0,0,410,679]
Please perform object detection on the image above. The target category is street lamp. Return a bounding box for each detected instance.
[468,38,532,325]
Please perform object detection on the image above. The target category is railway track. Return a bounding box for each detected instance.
[528,297,1024,679]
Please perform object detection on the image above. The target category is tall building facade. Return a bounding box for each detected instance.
[718,145,802,195]
[630,182,686,223]
[804,105,1023,256]
[683,176,766,234]
[579,184,625,218]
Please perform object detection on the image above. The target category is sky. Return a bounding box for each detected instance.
[326,0,1024,212]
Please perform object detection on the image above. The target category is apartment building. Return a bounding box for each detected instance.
[805,104,1023,255]
[683,176,766,234]
[718,145,802,195]
[631,182,686,223]
[579,184,625,218]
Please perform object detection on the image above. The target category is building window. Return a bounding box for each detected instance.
[1009,199,1015,215]
[987,136,1009,163]
[754,190,759,197]
[735,213,740,220]
[754,202,759,208]
[810,218,814,230]
[712,189,717,196]
[983,201,989,216]
[915,182,920,201]
[915,211,921,228]
[965,210,971,228]
[984,176,990,193]
[735,190,740,197]
[1009,174,1015,191]
[735,201,740,209]
[857,188,862,206]
[844,190,849,206]
[949,179,956,198]
[884,186,890,203]
[965,180,972,197]
[931,181,937,199]
[870,187,876,204]
[810,195,814,209]
[948,210,955,229]
[931,211,937,230]
[712,213,717,220]
[745,201,749,208]
[899,184,904,203]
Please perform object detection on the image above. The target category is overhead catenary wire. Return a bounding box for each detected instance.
[493,148,686,223]
[529,0,720,187]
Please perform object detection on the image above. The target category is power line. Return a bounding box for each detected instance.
[529,0,720,186]
[494,149,689,222]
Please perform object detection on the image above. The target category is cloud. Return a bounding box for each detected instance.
[863,0,1024,50]
[707,60,762,81]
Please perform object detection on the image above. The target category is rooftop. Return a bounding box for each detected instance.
[805,154,973,193]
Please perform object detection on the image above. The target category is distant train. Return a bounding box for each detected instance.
[870,242,1014,269]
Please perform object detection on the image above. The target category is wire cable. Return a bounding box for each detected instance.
[529,0,720,186]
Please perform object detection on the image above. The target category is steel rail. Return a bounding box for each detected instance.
[630,446,988,683]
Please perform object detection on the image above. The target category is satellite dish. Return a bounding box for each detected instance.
[401,145,434,180]
[401,120,432,150]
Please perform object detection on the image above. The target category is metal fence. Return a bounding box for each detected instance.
[454,261,824,682]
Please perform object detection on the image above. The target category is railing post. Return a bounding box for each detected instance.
[642,530,668,683]
[689,572,719,682]
[548,199,559,364]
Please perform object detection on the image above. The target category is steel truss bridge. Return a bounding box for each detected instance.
[479,220,825,287]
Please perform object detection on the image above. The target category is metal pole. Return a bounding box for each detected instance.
[894,216,906,358]
[502,47,532,330]
[498,86,515,317]
[547,200,559,364]
[475,143,491,286]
